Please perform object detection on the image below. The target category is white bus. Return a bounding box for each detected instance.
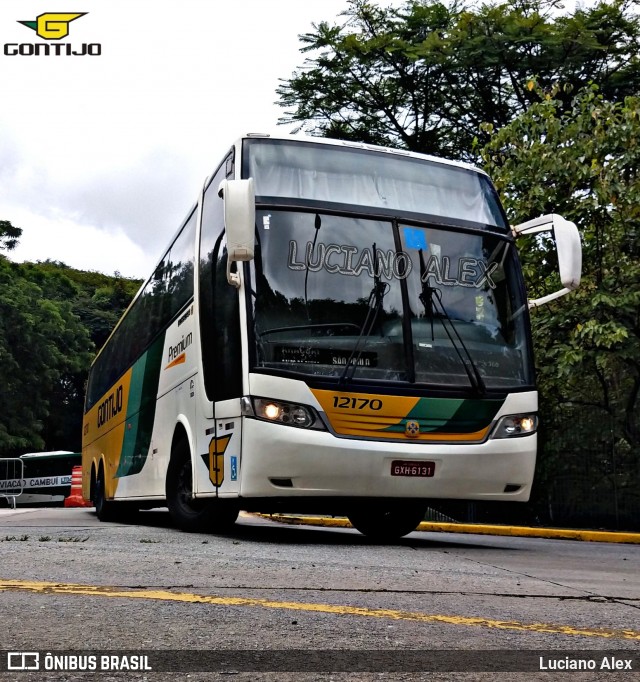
[0,451,80,506]
[82,134,581,539]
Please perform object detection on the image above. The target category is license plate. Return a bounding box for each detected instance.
[391,460,435,477]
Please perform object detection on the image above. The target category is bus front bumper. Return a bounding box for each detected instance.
[239,418,536,503]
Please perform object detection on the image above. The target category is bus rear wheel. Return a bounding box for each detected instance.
[166,439,238,533]
[94,466,120,522]
[347,504,425,540]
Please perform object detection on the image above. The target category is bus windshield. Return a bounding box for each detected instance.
[245,138,508,229]
[250,210,533,391]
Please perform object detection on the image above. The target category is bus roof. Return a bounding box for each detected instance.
[20,451,80,460]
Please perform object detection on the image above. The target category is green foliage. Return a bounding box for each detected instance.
[0,220,22,251]
[19,259,140,351]
[0,258,91,454]
[277,0,640,160]
[481,87,640,521]
[0,257,141,456]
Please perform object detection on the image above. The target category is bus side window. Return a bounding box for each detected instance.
[199,154,242,402]
[166,210,196,319]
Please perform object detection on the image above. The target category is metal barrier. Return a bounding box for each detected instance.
[0,458,25,509]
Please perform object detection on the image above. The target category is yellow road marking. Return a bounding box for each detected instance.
[257,514,640,544]
[1,578,638,641]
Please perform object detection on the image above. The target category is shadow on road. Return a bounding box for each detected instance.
[124,508,509,551]
[0,506,516,551]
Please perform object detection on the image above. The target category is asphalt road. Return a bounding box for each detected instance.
[0,507,638,681]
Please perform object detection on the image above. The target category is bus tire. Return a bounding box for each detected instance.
[94,465,120,522]
[347,504,424,540]
[166,437,239,533]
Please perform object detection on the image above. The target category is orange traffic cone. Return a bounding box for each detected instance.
[64,465,92,508]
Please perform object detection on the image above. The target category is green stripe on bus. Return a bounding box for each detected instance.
[116,334,165,478]
[382,397,503,434]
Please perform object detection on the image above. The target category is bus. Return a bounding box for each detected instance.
[82,133,581,539]
[16,451,80,505]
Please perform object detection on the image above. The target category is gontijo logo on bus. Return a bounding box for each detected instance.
[97,386,124,428]
[18,13,86,39]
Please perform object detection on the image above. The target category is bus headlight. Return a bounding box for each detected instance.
[491,413,538,439]
[244,397,326,430]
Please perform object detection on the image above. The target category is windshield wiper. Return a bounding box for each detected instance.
[418,250,487,396]
[339,243,389,386]
[304,213,322,322]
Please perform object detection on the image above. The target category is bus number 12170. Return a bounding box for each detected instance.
[332,396,383,410]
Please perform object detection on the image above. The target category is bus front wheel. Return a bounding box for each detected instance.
[166,439,238,533]
[347,504,425,540]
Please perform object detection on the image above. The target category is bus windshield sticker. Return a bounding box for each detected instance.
[403,227,428,251]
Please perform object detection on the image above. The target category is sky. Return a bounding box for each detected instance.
[0,0,390,278]
[0,0,586,280]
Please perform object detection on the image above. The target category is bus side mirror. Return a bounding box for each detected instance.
[512,213,582,309]
[218,178,255,287]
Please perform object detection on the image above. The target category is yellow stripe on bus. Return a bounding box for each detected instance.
[82,368,133,499]
[311,389,491,442]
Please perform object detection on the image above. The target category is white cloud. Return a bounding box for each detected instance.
[6,206,151,278]
[0,0,361,277]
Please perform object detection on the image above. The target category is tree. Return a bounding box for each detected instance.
[0,220,22,251]
[13,261,142,452]
[277,0,640,160]
[0,254,141,456]
[481,86,640,526]
[24,260,142,350]
[0,258,93,455]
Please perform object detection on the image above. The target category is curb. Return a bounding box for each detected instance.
[256,514,640,544]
